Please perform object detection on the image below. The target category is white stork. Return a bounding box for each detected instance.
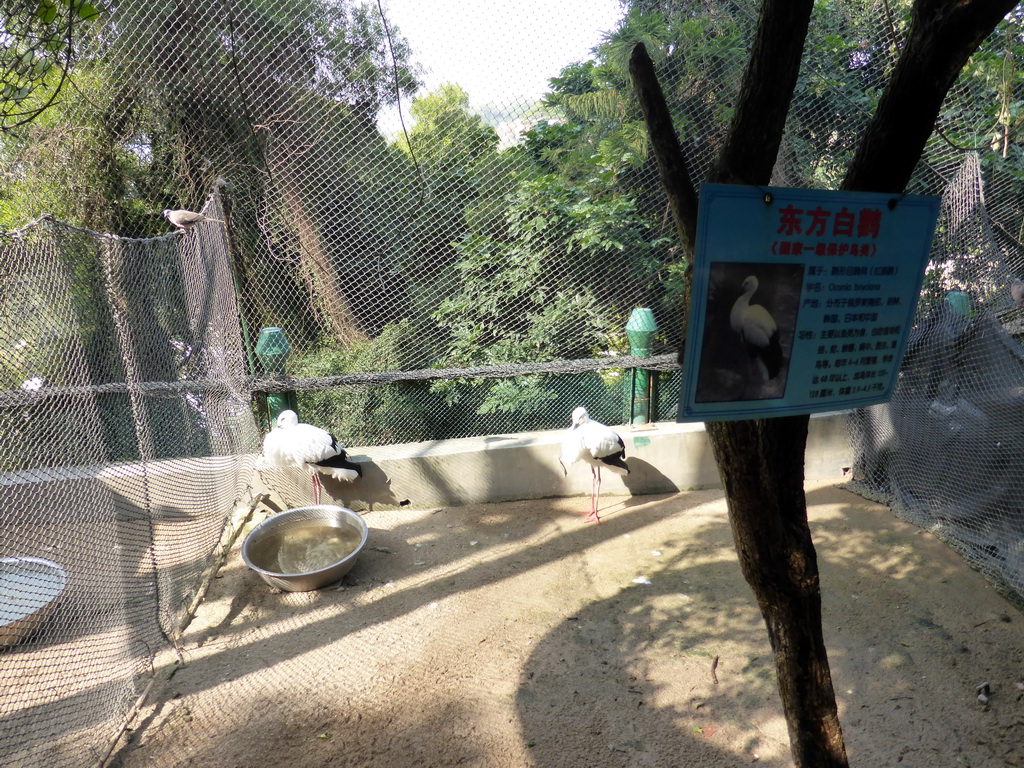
[558,406,630,523]
[262,410,361,504]
[730,274,783,383]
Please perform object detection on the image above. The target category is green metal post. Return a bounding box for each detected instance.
[945,290,970,317]
[625,308,659,425]
[255,327,298,428]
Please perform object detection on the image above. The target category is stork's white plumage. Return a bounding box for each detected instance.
[163,208,225,231]
[262,410,361,504]
[730,275,783,383]
[558,406,629,523]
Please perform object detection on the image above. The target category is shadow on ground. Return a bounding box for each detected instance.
[112,483,1023,768]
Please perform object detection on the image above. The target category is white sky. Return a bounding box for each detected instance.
[377,0,625,133]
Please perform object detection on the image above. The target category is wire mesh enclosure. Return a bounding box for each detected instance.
[2,0,1024,766]
[847,153,1024,605]
[0,203,260,767]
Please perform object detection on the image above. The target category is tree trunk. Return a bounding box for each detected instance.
[634,1,846,762]
[704,2,848,763]
[631,1,1017,766]
[705,415,846,767]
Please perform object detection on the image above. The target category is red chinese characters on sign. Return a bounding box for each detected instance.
[777,204,883,238]
[774,204,883,258]
[774,241,876,257]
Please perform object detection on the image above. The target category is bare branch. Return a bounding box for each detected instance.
[0,0,97,130]
[628,43,698,254]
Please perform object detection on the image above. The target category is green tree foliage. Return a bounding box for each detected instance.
[0,0,100,129]
[781,0,898,189]
[118,0,423,344]
[422,11,690,415]
[6,0,1024,445]
[399,83,499,166]
[421,0,1024,421]
[431,169,671,414]
[385,83,521,372]
[0,68,160,232]
[945,12,1024,263]
[2,0,423,346]
[292,320,441,445]
[393,84,503,288]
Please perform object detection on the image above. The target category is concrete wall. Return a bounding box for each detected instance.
[1,412,853,515]
[257,411,853,511]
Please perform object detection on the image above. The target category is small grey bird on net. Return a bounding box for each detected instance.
[163,209,225,231]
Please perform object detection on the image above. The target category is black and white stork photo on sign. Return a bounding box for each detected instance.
[694,261,804,404]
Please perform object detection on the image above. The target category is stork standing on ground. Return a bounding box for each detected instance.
[558,406,630,524]
[163,208,225,231]
[262,410,361,504]
[730,275,783,383]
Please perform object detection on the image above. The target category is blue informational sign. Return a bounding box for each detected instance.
[678,184,941,422]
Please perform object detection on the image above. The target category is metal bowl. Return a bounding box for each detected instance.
[0,557,67,648]
[241,505,368,592]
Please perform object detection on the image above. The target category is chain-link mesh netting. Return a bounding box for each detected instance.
[830,14,1024,605]
[0,196,260,767]
[3,0,1024,765]
[848,152,1024,604]
[2,0,691,458]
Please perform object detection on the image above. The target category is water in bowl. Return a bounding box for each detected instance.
[251,524,362,574]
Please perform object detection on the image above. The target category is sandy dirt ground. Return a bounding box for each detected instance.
[115,482,1024,768]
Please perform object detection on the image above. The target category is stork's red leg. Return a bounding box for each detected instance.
[312,473,322,505]
[584,467,601,524]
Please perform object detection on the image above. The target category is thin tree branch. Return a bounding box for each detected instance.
[628,43,698,254]
[1,2,81,130]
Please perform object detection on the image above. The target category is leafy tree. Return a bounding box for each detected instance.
[386,82,519,365]
[0,68,161,233]
[393,83,502,286]
[416,12,731,417]
[432,160,674,414]
[631,0,1018,765]
[0,0,100,129]
[398,83,499,166]
[127,0,422,343]
[292,319,442,445]
[2,0,424,349]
